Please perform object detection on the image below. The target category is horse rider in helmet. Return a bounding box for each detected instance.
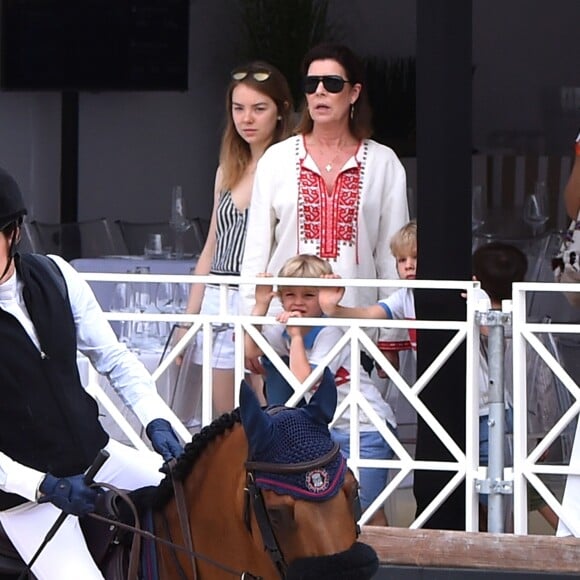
[0,167,184,579]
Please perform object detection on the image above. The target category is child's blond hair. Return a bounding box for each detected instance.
[277,254,333,291]
[389,220,417,258]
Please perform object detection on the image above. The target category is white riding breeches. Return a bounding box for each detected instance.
[0,439,164,580]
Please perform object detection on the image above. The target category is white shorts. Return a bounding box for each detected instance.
[192,284,238,369]
[0,439,163,580]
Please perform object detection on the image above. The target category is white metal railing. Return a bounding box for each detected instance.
[78,271,580,534]
[512,281,580,536]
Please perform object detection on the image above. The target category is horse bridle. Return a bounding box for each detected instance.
[85,444,353,580]
[86,479,265,580]
[82,413,360,580]
[244,441,361,579]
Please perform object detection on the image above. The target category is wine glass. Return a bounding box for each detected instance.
[170,185,192,259]
[155,282,175,343]
[523,181,549,237]
[131,266,152,348]
[172,282,190,313]
[133,283,151,313]
[144,233,164,258]
[109,280,134,344]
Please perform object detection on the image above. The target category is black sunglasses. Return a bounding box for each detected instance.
[231,69,272,82]
[303,75,351,94]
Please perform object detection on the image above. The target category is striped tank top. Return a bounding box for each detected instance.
[210,190,248,275]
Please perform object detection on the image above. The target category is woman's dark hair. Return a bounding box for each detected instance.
[295,43,373,140]
[472,242,528,302]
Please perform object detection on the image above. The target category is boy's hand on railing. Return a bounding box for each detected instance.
[318,274,345,316]
[254,273,276,312]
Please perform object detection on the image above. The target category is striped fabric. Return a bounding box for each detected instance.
[210,190,248,275]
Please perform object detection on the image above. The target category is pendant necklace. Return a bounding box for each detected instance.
[310,136,347,173]
[323,152,341,173]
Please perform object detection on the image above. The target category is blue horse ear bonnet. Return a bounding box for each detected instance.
[240,368,346,501]
[254,407,346,501]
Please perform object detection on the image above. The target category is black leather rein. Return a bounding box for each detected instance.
[89,481,264,580]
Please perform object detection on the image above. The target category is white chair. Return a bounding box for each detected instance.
[31,218,127,260]
[479,154,573,231]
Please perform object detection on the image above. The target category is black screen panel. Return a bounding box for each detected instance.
[0,0,189,91]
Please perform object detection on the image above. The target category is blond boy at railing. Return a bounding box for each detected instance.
[244,254,398,526]
[318,221,417,374]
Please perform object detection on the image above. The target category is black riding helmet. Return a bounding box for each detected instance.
[0,167,27,279]
[0,167,27,230]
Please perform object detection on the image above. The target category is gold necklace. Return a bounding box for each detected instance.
[324,152,342,173]
[312,146,342,173]
[310,139,349,173]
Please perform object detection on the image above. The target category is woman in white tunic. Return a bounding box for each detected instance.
[240,43,409,376]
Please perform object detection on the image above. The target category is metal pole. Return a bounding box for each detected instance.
[486,310,506,533]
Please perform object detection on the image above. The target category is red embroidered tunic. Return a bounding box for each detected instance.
[299,159,361,261]
[240,135,410,350]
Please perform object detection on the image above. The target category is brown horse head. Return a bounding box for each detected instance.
[239,367,379,579]
[155,367,378,579]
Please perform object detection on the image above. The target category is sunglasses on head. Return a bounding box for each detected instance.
[231,69,272,82]
[303,75,351,94]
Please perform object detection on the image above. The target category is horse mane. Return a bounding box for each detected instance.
[147,409,241,510]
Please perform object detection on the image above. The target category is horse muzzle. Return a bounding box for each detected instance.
[285,541,379,580]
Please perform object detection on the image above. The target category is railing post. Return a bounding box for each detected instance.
[487,310,507,532]
[477,306,513,533]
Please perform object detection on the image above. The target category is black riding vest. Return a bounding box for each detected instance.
[0,255,108,510]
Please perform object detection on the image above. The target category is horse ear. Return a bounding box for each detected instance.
[304,367,337,425]
[239,380,274,454]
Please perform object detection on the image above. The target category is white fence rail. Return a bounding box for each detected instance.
[512,281,580,536]
[79,271,580,534]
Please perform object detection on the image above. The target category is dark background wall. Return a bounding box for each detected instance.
[0,0,578,222]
